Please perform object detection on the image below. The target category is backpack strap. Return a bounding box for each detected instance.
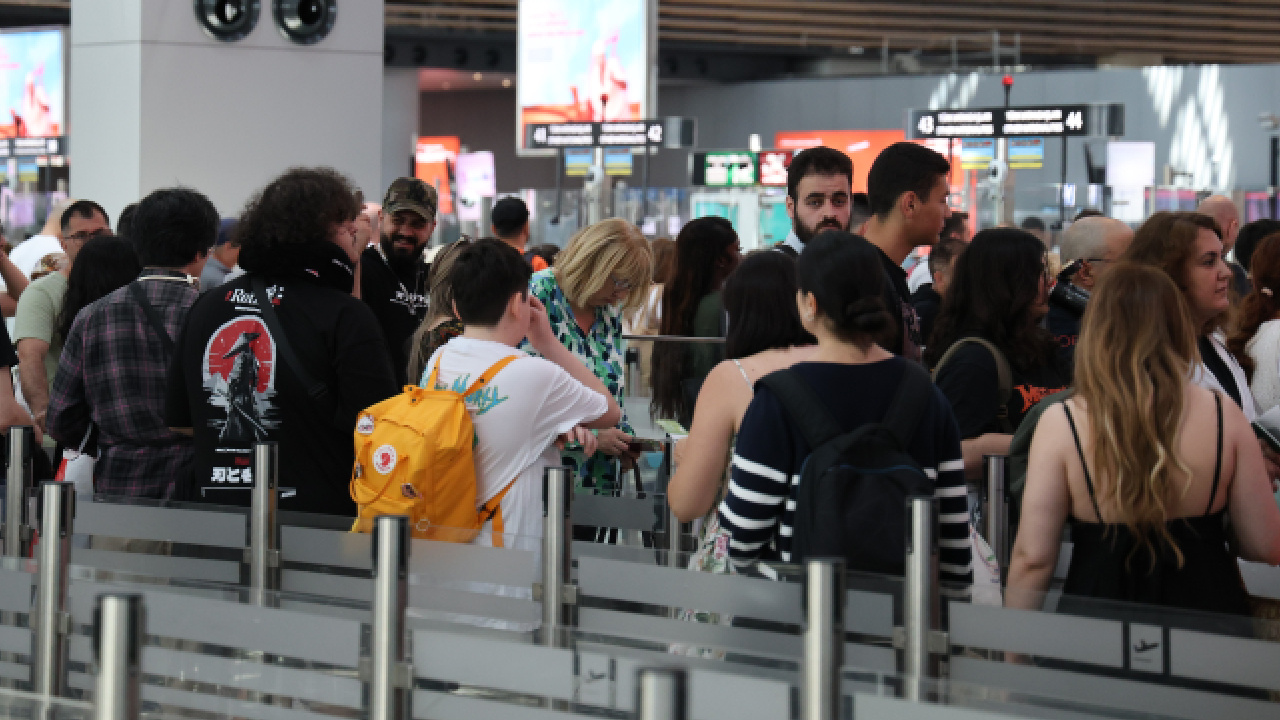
[758,369,844,450]
[463,356,520,396]
[880,362,935,448]
[478,477,520,549]
[933,337,1015,434]
[128,282,175,354]
[251,277,335,409]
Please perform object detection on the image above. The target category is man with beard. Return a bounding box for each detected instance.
[775,146,853,256]
[862,142,952,362]
[361,178,435,385]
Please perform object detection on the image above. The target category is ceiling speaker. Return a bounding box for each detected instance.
[195,0,260,42]
[273,0,337,45]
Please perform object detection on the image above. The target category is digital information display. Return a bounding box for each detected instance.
[0,29,64,140]
[517,0,653,153]
[908,105,1092,139]
[690,150,793,187]
[526,120,665,149]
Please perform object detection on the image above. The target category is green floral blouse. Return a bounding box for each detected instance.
[522,268,632,494]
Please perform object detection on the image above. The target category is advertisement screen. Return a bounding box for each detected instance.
[517,0,649,151]
[774,130,962,193]
[414,136,459,215]
[0,29,63,139]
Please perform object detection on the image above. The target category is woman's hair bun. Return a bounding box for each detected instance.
[842,297,891,335]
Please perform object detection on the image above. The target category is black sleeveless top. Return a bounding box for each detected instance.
[1060,395,1249,617]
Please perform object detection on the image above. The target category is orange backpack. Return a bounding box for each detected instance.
[350,355,518,544]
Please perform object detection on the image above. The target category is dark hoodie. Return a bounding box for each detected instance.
[166,240,398,515]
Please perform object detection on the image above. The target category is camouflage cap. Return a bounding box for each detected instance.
[382,177,438,221]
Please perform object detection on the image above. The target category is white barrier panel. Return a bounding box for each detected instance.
[948,601,1124,667]
[1170,629,1280,693]
[75,502,246,547]
[572,494,659,532]
[855,693,1040,720]
[413,629,574,699]
[951,656,1280,720]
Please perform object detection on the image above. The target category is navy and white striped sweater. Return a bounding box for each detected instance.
[717,359,973,595]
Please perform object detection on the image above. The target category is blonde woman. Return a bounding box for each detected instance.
[406,237,470,385]
[523,219,652,495]
[1008,263,1280,617]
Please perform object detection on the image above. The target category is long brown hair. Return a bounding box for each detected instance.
[1121,211,1225,334]
[1074,262,1200,570]
[406,238,470,383]
[1226,231,1280,378]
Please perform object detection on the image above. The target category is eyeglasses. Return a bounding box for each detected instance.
[66,228,109,243]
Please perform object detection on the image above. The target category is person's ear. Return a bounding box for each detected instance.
[785,195,796,220]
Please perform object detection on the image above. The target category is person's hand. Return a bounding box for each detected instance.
[0,404,41,444]
[526,296,559,355]
[672,438,686,467]
[555,425,598,457]
[596,428,633,456]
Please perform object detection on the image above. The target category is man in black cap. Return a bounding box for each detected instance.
[361,177,435,385]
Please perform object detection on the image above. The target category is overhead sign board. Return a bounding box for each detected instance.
[1008,137,1045,169]
[908,105,1098,139]
[703,152,756,187]
[758,150,793,186]
[0,136,64,158]
[960,138,995,170]
[526,120,664,149]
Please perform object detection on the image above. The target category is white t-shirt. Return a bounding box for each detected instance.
[426,337,609,544]
[9,235,63,278]
[907,259,933,294]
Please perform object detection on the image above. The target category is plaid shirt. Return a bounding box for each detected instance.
[48,269,199,498]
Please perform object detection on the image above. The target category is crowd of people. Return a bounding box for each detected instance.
[2,138,1278,628]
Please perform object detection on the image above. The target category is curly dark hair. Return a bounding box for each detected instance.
[924,228,1057,371]
[236,167,362,273]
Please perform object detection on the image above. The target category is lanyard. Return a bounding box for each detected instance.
[374,245,426,315]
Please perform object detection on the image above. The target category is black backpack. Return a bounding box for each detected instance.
[759,363,935,573]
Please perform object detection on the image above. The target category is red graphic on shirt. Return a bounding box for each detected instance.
[205,318,275,392]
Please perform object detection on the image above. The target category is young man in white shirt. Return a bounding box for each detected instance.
[425,239,621,546]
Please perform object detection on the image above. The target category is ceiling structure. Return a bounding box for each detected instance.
[6,1,1280,78]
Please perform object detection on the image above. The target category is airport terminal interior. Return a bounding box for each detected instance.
[1,1,1280,719]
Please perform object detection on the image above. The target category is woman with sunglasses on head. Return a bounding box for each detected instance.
[522,218,653,496]
[650,217,743,428]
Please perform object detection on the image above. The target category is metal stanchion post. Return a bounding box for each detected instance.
[33,481,74,696]
[2,426,34,558]
[903,496,936,702]
[801,558,845,720]
[539,466,574,646]
[984,455,1009,573]
[665,504,684,569]
[636,668,687,720]
[249,442,280,595]
[93,594,144,720]
[368,515,410,720]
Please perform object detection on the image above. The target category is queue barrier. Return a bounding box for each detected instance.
[2,448,1280,719]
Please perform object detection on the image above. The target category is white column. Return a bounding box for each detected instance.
[70,0,384,219]
[381,67,420,197]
